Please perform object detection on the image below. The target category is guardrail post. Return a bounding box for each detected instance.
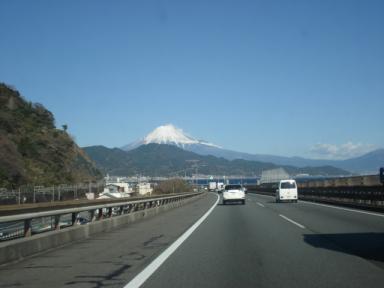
[54,215,61,230]
[89,210,95,222]
[108,207,113,218]
[72,212,78,225]
[24,219,32,237]
[98,208,103,220]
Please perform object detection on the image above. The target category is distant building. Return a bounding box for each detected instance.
[137,183,153,196]
[98,180,133,199]
[105,182,132,193]
[260,168,290,184]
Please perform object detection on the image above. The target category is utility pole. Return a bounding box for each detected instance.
[186,160,200,189]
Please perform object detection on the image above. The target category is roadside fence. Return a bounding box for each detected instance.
[0,180,105,205]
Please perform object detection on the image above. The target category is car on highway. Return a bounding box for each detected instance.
[276,179,298,203]
[222,184,245,205]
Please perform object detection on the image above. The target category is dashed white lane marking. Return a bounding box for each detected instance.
[279,214,306,229]
[124,193,220,288]
[301,200,384,218]
[257,202,265,207]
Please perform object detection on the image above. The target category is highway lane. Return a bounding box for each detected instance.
[140,193,384,288]
[0,193,218,288]
[256,194,384,269]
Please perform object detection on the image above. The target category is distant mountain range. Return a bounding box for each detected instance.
[184,145,384,174]
[84,143,349,177]
[121,124,383,174]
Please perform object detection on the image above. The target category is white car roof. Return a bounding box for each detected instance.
[280,179,296,183]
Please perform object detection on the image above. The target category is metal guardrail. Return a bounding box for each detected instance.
[298,186,384,209]
[297,175,382,188]
[0,192,201,242]
[296,174,384,209]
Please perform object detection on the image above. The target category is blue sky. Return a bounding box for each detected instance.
[1,0,383,159]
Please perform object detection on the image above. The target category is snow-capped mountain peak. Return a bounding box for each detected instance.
[122,124,221,151]
[143,124,197,146]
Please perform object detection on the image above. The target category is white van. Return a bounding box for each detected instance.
[276,180,298,203]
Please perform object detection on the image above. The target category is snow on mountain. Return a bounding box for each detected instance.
[144,124,197,145]
[122,124,221,151]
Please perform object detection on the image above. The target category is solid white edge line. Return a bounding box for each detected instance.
[257,202,265,207]
[279,214,306,229]
[123,193,220,288]
[300,200,384,218]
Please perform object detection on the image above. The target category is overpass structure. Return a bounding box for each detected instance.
[0,175,383,287]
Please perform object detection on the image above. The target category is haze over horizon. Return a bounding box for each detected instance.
[1,0,383,160]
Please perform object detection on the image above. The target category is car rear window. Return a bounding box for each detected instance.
[225,185,242,190]
[281,182,296,189]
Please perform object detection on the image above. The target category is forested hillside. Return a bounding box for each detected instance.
[0,83,101,187]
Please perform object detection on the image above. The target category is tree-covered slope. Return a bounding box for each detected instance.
[0,83,101,187]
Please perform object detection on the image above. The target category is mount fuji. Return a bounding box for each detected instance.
[121,124,221,151]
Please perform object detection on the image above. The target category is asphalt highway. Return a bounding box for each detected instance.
[141,193,384,288]
[1,192,384,288]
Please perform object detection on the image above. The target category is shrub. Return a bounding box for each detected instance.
[153,178,192,195]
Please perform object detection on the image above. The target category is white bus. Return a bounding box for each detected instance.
[276,180,298,203]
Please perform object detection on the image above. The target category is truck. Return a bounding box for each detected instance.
[209,182,217,191]
[217,182,225,192]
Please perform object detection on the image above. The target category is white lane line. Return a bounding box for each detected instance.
[249,193,273,199]
[301,200,384,218]
[257,202,265,207]
[279,214,306,229]
[124,193,220,288]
